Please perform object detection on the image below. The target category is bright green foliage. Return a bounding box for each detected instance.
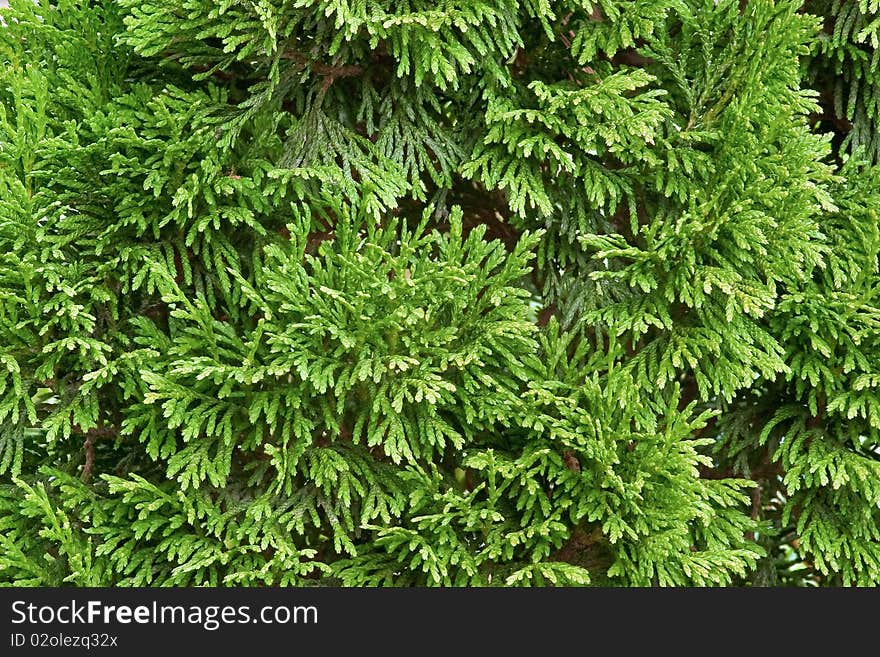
[1,0,878,587]
[719,155,880,586]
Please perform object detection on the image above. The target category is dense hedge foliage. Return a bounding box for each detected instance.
[2,0,880,586]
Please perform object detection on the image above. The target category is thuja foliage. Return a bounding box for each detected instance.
[2,0,880,587]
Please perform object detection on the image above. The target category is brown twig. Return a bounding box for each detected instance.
[698,460,783,481]
[806,394,826,430]
[745,484,761,541]
[537,303,558,328]
[281,50,364,89]
[81,433,95,483]
[551,526,613,574]
[562,450,581,473]
[80,425,118,483]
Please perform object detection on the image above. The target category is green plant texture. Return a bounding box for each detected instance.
[2,0,880,587]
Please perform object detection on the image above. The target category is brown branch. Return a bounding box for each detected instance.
[806,394,826,430]
[81,433,95,483]
[280,50,364,87]
[537,303,558,328]
[677,373,700,411]
[85,426,118,440]
[691,414,718,441]
[510,47,529,77]
[551,526,613,574]
[562,450,581,473]
[610,50,655,68]
[745,484,761,542]
[552,526,600,562]
[80,425,118,483]
[698,459,783,481]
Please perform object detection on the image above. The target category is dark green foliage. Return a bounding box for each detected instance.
[1,0,879,587]
[807,0,880,160]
